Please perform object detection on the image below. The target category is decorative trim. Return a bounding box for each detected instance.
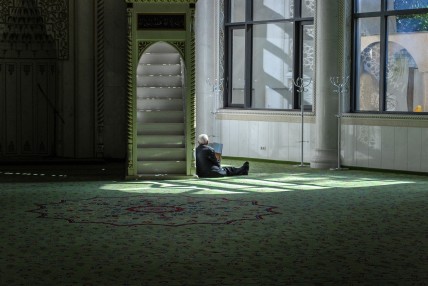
[189,6,196,171]
[95,0,105,158]
[0,0,69,60]
[216,109,316,123]
[218,0,225,109]
[342,113,428,120]
[138,40,185,60]
[39,0,69,60]
[125,0,197,3]
[126,7,135,174]
[170,41,186,59]
[137,13,186,30]
[342,113,428,127]
[313,1,318,114]
[137,41,153,58]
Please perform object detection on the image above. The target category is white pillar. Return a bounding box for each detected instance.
[195,0,217,141]
[423,73,428,112]
[311,0,343,169]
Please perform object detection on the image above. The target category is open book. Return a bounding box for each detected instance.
[208,142,223,161]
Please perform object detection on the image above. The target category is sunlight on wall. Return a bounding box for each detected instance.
[263,50,285,82]
[267,23,287,49]
[254,0,290,19]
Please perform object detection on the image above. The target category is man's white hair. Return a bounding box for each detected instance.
[197,134,209,145]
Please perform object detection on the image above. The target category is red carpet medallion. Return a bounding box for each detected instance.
[28,195,280,227]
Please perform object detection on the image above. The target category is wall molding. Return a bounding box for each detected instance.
[0,0,69,60]
[125,0,197,3]
[138,40,185,59]
[342,113,428,127]
[218,111,428,126]
[126,6,134,173]
[217,109,316,123]
[95,0,105,158]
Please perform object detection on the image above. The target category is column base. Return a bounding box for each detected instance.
[310,148,338,169]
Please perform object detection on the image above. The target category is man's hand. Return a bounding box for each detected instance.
[215,153,222,162]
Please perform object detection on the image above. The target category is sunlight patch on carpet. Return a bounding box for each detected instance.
[262,175,415,188]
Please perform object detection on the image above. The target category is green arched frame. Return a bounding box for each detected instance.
[125,0,197,179]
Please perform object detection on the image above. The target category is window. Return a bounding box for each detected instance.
[224,0,314,110]
[354,0,428,113]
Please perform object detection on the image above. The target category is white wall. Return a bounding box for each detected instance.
[219,117,315,163]
[342,122,428,172]
[218,117,428,173]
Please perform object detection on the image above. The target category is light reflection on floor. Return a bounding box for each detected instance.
[0,171,67,178]
[99,172,415,195]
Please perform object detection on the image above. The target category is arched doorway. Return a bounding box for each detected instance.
[135,42,187,175]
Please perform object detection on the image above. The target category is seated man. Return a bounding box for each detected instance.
[195,134,249,178]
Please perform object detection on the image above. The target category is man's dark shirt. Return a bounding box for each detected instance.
[195,144,226,178]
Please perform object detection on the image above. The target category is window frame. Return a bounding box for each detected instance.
[352,0,428,113]
[224,0,314,111]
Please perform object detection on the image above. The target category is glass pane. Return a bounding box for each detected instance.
[386,16,428,112]
[302,25,315,106]
[231,29,246,105]
[396,12,428,32]
[357,0,381,13]
[356,17,381,111]
[231,0,246,22]
[302,0,315,18]
[387,0,428,11]
[252,22,294,109]
[253,0,292,21]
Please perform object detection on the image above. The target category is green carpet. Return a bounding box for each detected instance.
[1,159,427,285]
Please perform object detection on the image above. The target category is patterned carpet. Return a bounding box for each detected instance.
[1,159,428,285]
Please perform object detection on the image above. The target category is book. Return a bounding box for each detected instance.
[208,142,223,154]
[208,142,223,161]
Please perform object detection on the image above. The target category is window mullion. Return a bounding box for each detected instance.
[246,0,252,21]
[294,21,302,109]
[295,0,301,17]
[244,0,253,108]
[226,27,233,107]
[351,15,358,111]
[245,24,253,108]
[379,8,387,111]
